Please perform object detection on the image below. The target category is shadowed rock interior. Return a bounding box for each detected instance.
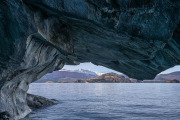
[0,0,179,119]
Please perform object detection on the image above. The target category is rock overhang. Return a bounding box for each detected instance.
[0,1,180,119]
[21,0,180,80]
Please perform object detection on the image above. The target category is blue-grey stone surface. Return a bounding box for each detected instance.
[0,0,179,119]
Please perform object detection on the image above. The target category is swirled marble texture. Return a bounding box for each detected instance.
[0,0,179,119]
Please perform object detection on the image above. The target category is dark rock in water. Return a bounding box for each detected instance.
[0,111,11,120]
[27,94,57,109]
[74,79,86,83]
[0,0,180,119]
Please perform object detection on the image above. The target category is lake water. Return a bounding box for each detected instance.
[28,83,180,120]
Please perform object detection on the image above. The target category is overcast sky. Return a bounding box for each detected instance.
[63,62,180,74]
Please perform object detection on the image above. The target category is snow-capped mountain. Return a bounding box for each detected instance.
[35,69,100,83]
[60,69,104,76]
[74,69,103,76]
[94,71,104,76]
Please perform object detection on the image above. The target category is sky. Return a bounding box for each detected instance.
[64,62,119,73]
[63,62,180,74]
[160,66,180,74]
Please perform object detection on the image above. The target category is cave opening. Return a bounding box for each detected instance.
[0,0,180,119]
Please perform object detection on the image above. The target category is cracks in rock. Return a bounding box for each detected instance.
[0,0,180,119]
[32,9,74,53]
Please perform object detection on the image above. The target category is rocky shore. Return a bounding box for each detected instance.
[86,73,133,83]
[27,94,58,110]
[164,79,180,83]
[0,94,57,120]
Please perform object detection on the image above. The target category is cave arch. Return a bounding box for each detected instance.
[0,0,179,119]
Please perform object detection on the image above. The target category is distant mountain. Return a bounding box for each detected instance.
[84,73,136,83]
[73,69,103,76]
[35,69,99,83]
[154,71,180,81]
[36,69,180,83]
[143,71,180,83]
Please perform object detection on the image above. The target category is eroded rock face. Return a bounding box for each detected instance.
[0,0,180,119]
[0,34,65,119]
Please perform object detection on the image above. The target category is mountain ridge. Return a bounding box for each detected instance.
[36,69,100,83]
[36,70,180,83]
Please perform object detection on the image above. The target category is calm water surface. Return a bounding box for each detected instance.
[28,83,180,120]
